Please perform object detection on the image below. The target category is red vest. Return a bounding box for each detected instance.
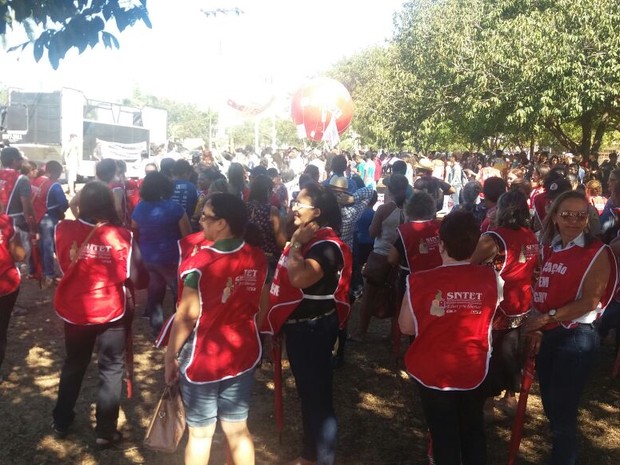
[177,232,215,302]
[54,220,132,325]
[397,220,442,273]
[155,232,214,348]
[533,239,617,329]
[182,242,267,383]
[532,191,548,225]
[261,228,352,335]
[31,176,59,223]
[0,214,20,296]
[0,169,22,214]
[125,178,140,214]
[404,264,499,390]
[529,186,544,208]
[485,227,538,318]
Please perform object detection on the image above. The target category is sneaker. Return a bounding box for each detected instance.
[41,277,54,290]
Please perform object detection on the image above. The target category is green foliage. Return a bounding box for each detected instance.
[2,0,151,69]
[228,116,299,149]
[332,0,620,154]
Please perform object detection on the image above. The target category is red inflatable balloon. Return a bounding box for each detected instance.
[290,78,353,142]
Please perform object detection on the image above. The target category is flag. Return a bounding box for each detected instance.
[321,114,340,148]
[272,334,284,441]
[508,355,536,465]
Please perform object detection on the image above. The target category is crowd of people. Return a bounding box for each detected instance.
[0,142,619,465]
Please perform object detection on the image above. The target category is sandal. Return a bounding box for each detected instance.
[348,333,365,343]
[95,430,122,451]
[51,421,69,440]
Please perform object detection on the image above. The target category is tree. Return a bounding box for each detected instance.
[228,116,299,150]
[1,1,151,69]
[122,89,218,145]
[392,0,620,156]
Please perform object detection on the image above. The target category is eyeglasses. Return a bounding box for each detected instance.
[558,210,588,220]
[200,212,220,222]
[291,200,315,211]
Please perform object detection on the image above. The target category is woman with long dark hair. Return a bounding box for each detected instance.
[131,172,191,335]
[52,181,146,449]
[262,182,352,465]
[352,174,408,341]
[470,190,539,416]
[165,193,267,465]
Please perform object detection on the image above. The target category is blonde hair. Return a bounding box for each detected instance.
[586,179,602,197]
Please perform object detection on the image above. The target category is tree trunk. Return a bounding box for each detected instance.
[580,110,593,157]
[592,112,609,155]
[544,119,579,154]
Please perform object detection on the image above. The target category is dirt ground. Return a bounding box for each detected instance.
[1,279,619,465]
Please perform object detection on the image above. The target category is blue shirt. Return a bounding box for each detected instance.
[171,179,198,218]
[355,207,375,245]
[47,183,69,221]
[132,200,185,264]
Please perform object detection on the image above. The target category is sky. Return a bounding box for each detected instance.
[0,0,405,115]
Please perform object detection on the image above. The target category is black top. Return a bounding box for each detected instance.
[413,175,451,211]
[8,177,31,230]
[289,241,343,320]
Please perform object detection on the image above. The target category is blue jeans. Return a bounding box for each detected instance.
[39,214,58,278]
[598,299,620,350]
[284,311,339,465]
[144,262,178,334]
[536,324,599,465]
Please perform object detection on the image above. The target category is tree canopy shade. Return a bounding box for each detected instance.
[331,0,620,154]
[1,0,151,69]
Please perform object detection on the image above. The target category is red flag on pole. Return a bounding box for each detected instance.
[124,285,136,399]
[508,355,536,465]
[272,334,284,442]
[30,237,43,282]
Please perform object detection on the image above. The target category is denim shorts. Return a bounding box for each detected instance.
[178,339,255,427]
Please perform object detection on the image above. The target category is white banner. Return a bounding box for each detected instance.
[96,138,147,161]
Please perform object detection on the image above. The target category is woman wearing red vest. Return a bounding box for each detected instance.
[0,209,25,382]
[470,190,539,416]
[262,182,352,465]
[525,190,617,465]
[51,181,144,449]
[164,193,267,465]
[399,211,500,465]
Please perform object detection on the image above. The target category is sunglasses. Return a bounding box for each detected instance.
[558,210,588,220]
[291,200,315,211]
[200,212,220,222]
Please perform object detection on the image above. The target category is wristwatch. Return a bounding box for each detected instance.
[548,309,559,323]
[291,242,302,251]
